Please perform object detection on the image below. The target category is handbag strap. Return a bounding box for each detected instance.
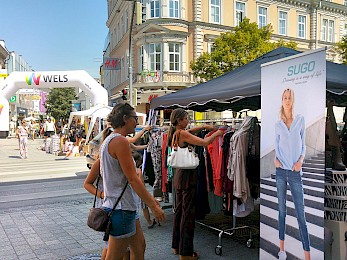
[171,130,181,150]
[108,181,128,217]
[92,174,101,208]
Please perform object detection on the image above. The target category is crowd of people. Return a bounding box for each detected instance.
[12,116,92,159]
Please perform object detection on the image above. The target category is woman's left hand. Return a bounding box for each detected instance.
[203,124,216,131]
[292,161,302,172]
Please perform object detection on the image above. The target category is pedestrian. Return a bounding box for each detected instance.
[168,108,224,260]
[132,151,158,229]
[30,120,36,140]
[44,118,56,139]
[9,119,15,137]
[274,88,310,260]
[16,120,29,159]
[100,103,165,260]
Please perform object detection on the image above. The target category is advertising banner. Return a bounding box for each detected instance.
[260,49,326,259]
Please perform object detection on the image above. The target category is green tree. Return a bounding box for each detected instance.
[45,88,77,120]
[190,19,297,81]
[336,35,347,64]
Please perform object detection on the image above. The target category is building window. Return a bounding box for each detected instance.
[328,20,334,42]
[139,46,144,72]
[278,11,287,35]
[208,43,216,53]
[344,23,347,35]
[298,15,306,38]
[169,43,180,71]
[117,22,121,42]
[169,0,179,18]
[258,7,267,28]
[345,0,347,6]
[321,19,327,41]
[150,0,160,18]
[210,0,220,24]
[235,2,245,26]
[149,43,161,71]
[120,16,124,37]
[126,11,129,32]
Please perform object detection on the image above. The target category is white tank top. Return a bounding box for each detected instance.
[100,133,137,211]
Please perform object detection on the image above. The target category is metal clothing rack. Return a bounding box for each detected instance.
[194,116,260,256]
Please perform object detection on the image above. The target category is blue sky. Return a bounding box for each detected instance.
[1,0,108,78]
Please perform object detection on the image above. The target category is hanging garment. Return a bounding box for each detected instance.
[195,137,210,220]
[161,132,168,193]
[148,130,163,197]
[227,117,253,203]
[206,130,223,196]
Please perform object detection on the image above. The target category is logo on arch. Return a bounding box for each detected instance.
[25,73,41,85]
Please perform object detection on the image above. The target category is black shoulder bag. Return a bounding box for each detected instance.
[87,174,128,238]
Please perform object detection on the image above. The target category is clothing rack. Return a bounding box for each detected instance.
[194,116,260,256]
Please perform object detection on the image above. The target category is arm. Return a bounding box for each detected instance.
[83,159,104,199]
[126,125,151,143]
[274,123,283,168]
[179,129,224,147]
[293,117,306,171]
[188,124,216,134]
[130,143,148,151]
[109,137,165,222]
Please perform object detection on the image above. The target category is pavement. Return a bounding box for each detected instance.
[0,137,259,260]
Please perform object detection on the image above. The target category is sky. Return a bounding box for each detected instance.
[0,0,108,78]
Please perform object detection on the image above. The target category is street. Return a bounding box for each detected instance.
[0,138,259,260]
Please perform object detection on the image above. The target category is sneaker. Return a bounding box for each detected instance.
[278,251,287,260]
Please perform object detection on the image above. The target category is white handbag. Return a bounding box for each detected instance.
[167,130,199,169]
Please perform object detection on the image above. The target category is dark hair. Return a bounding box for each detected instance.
[132,151,143,168]
[107,103,134,128]
[167,108,188,146]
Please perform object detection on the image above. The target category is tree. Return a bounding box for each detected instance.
[45,88,77,120]
[336,35,347,64]
[190,19,298,81]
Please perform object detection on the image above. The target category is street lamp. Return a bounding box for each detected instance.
[125,0,138,107]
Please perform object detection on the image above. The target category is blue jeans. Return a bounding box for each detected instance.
[276,168,310,251]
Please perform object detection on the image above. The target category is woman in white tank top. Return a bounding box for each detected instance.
[101,103,165,260]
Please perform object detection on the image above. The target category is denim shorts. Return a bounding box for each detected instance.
[103,208,136,239]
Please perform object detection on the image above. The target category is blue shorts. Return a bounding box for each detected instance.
[103,208,136,239]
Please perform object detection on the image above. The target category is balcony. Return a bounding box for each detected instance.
[135,70,196,88]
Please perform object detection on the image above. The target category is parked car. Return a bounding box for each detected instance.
[86,126,147,169]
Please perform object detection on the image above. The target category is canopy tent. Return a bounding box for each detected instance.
[150,47,347,111]
[68,104,147,142]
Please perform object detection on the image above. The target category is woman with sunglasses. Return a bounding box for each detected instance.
[100,103,165,260]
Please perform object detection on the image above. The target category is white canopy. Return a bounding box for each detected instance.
[68,104,147,143]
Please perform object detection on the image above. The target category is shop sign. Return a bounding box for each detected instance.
[103,58,121,70]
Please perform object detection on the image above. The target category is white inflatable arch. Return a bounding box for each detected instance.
[0,70,108,138]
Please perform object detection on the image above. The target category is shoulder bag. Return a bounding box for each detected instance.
[167,130,199,169]
[87,175,128,233]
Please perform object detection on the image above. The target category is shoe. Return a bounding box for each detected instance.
[148,220,157,229]
[278,251,287,260]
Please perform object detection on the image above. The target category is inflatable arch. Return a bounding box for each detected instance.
[0,70,108,138]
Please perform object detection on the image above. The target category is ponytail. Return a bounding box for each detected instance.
[168,125,176,147]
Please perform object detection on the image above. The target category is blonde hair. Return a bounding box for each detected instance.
[280,88,294,122]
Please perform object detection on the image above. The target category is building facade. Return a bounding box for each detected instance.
[105,0,347,114]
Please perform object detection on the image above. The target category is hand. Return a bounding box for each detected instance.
[292,161,302,172]
[274,158,283,168]
[203,124,216,131]
[151,204,166,223]
[215,129,225,137]
[143,125,152,131]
